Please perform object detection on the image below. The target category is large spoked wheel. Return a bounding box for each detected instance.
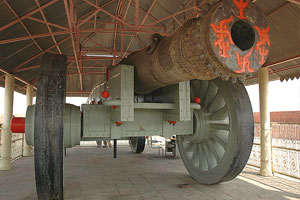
[129,137,146,153]
[177,78,254,184]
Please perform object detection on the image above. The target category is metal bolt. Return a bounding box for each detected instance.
[239,76,246,81]
[231,77,237,83]
[247,73,253,78]
[213,70,220,76]
[205,61,212,69]
[221,75,229,81]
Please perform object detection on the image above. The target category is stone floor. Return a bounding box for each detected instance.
[0,145,300,200]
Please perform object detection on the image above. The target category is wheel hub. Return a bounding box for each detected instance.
[193,108,211,143]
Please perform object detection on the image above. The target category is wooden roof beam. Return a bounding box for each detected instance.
[0,0,58,32]
[82,0,134,28]
[64,0,83,91]
[34,0,63,54]
[76,0,116,28]
[11,36,71,72]
[3,0,43,52]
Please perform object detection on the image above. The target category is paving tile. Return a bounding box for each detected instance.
[0,146,299,200]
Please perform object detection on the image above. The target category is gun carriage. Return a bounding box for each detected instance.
[10,0,270,198]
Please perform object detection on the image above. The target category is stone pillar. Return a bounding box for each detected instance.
[0,74,15,170]
[23,85,33,156]
[258,67,272,176]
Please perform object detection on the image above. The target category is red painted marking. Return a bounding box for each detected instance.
[258,46,269,65]
[235,47,254,73]
[101,91,110,98]
[168,121,177,124]
[233,0,249,19]
[254,26,270,64]
[114,121,123,125]
[194,97,201,104]
[112,105,117,110]
[254,26,270,49]
[210,16,234,58]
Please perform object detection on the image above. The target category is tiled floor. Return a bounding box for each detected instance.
[0,145,299,200]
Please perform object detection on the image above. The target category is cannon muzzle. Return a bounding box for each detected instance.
[121,0,270,94]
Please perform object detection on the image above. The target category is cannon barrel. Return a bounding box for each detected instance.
[121,0,270,94]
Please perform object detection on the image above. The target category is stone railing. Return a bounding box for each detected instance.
[0,123,24,161]
[248,111,300,179]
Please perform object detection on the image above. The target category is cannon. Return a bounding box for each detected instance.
[10,0,270,198]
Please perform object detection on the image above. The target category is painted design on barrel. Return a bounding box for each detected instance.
[210,16,234,58]
[235,47,254,73]
[233,0,249,19]
[209,0,270,74]
[254,26,270,64]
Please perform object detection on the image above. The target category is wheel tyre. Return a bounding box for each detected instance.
[34,53,67,199]
[130,137,146,153]
[177,78,254,184]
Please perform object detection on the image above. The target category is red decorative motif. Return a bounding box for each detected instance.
[194,97,201,104]
[254,26,270,64]
[210,16,234,58]
[114,121,123,126]
[233,0,249,19]
[168,121,177,126]
[235,47,254,73]
[258,46,268,65]
[101,91,110,98]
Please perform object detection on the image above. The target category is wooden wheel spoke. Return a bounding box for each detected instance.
[191,80,200,98]
[191,143,198,165]
[206,90,219,111]
[210,106,228,121]
[185,142,194,153]
[202,143,212,170]
[211,134,227,150]
[207,92,224,113]
[203,82,217,107]
[200,81,209,103]
[210,123,230,131]
[197,143,207,170]
[207,140,221,163]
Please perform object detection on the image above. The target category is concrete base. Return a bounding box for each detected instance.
[260,168,273,177]
[260,157,273,176]
[0,146,299,200]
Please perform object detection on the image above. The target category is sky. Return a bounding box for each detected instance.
[246,79,300,112]
[0,79,299,116]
